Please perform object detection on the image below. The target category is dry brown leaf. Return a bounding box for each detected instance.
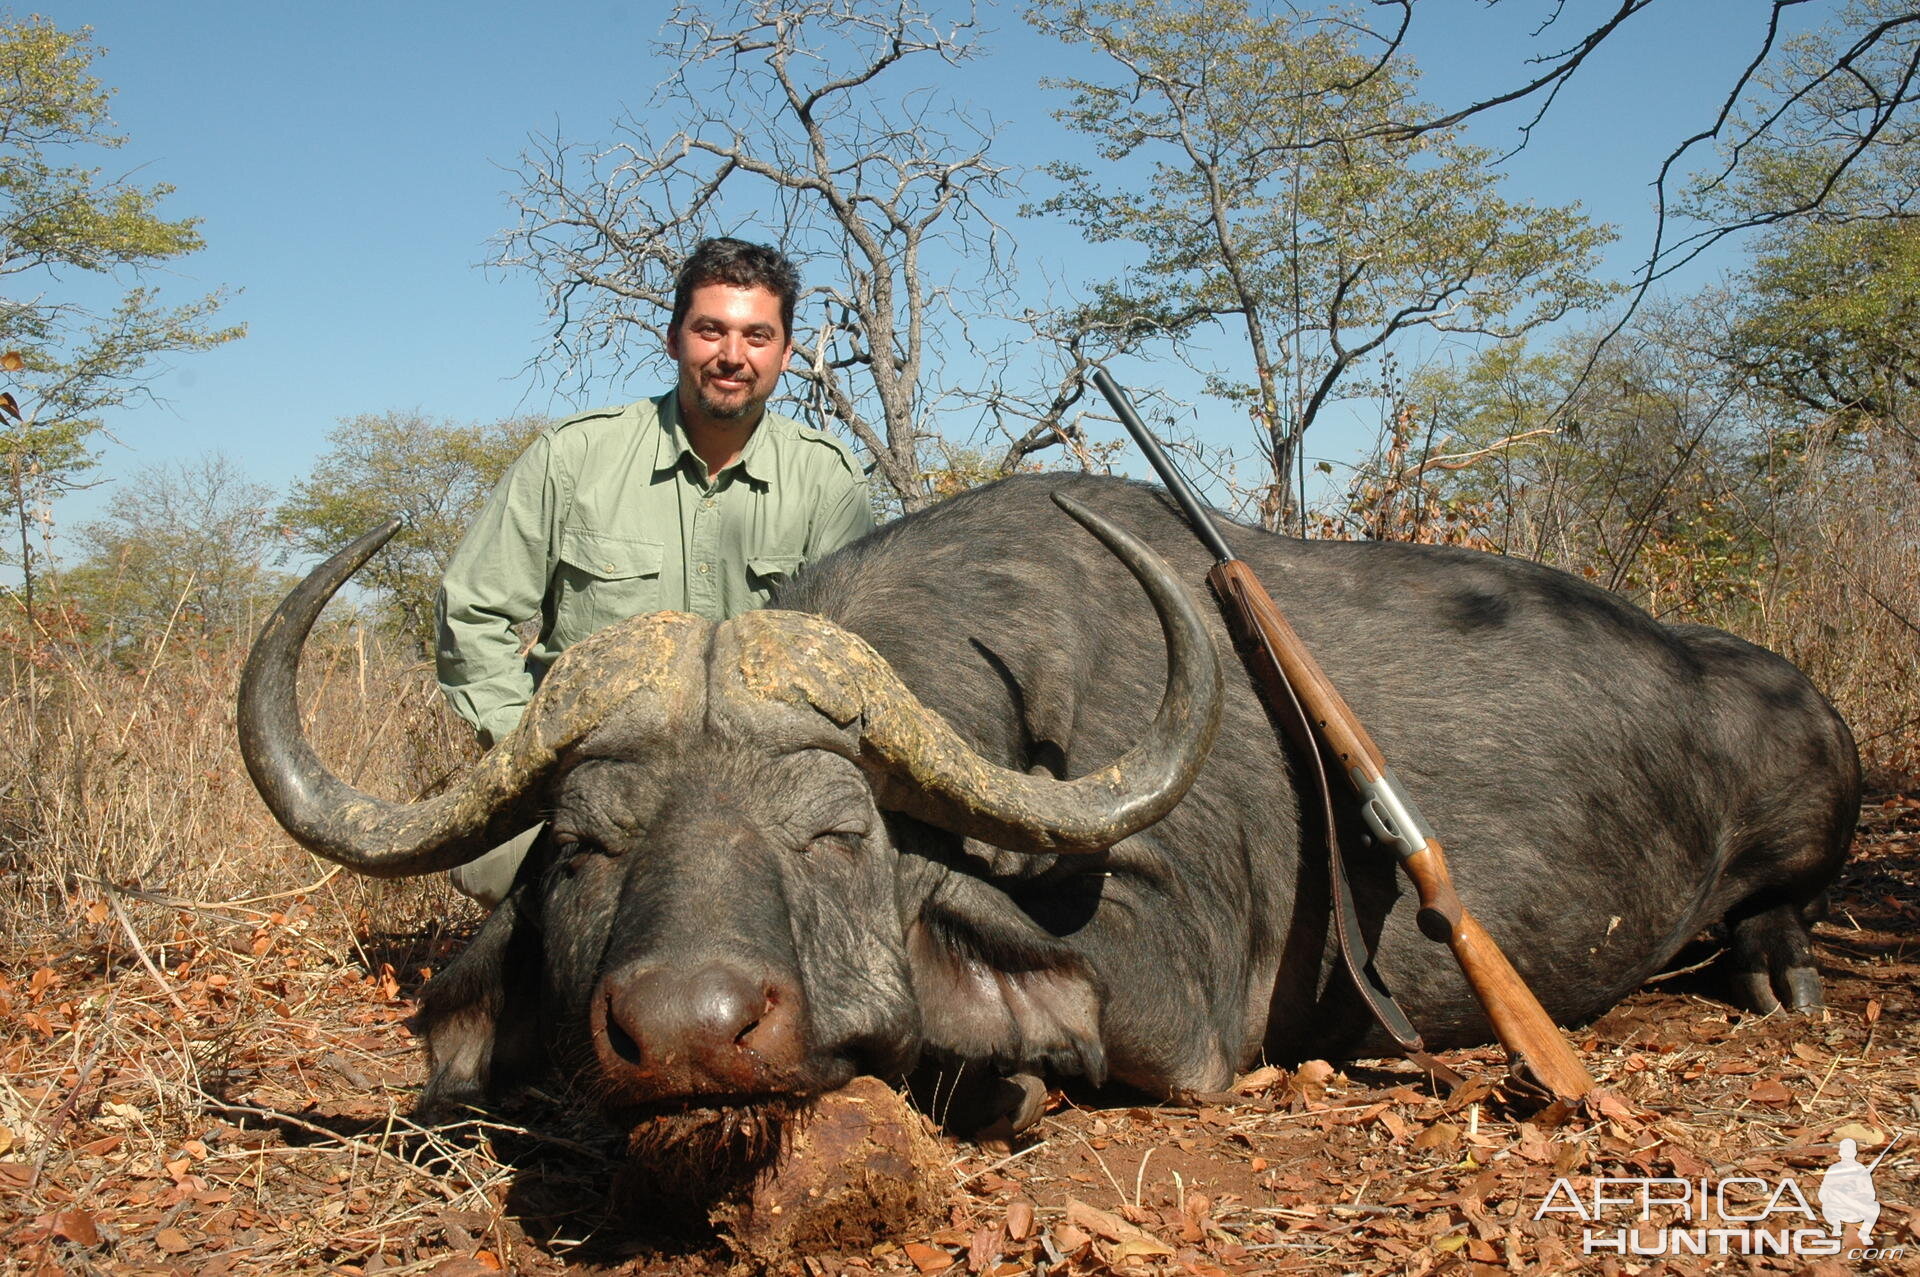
[1333,1101,1389,1126]
[1292,1059,1336,1092]
[1066,1199,1136,1242]
[52,1209,100,1247]
[1586,1088,1641,1122]
[155,1226,193,1253]
[1005,1197,1034,1241]
[1667,1143,1709,1178]
[967,1225,1003,1272]
[1512,1124,1552,1163]
[1233,1065,1284,1094]
[1107,1234,1176,1262]
[1748,1078,1792,1104]
[1066,1199,1175,1262]
[1052,1223,1092,1252]
[903,1241,953,1273]
[425,1260,500,1277]
[1,350,24,371]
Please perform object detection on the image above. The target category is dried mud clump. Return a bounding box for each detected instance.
[708,1076,944,1270]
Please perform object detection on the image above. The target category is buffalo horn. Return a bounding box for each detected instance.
[235,519,705,876]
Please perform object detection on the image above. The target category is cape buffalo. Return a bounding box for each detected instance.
[237,473,1858,1138]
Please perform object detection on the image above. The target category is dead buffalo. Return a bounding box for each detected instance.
[237,473,1858,1140]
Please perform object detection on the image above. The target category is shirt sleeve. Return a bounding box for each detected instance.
[436,433,566,746]
[807,465,877,557]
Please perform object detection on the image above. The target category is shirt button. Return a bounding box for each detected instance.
[698,563,711,574]
[702,499,716,509]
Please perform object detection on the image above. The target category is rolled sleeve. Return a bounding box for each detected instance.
[437,434,565,745]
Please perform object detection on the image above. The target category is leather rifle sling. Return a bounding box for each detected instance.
[1210,567,1466,1091]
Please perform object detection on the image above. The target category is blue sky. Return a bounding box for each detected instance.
[18,0,1824,549]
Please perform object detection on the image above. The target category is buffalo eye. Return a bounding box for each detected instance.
[552,830,617,875]
[805,830,864,858]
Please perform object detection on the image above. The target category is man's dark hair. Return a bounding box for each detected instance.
[670,238,801,341]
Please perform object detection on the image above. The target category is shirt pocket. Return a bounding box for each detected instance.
[746,554,804,608]
[554,530,665,646]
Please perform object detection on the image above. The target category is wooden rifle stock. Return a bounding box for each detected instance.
[1208,560,1594,1101]
[1090,367,1593,1102]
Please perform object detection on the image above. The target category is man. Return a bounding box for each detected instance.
[436,237,875,904]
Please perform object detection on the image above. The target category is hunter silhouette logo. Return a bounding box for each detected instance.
[1534,1131,1906,1261]
[1820,1137,1894,1245]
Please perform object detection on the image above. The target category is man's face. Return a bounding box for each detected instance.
[667,283,792,428]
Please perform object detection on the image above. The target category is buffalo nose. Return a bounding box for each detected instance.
[593,961,807,1098]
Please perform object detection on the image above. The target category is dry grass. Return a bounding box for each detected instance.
[0,618,476,946]
[1756,459,1920,787]
[0,619,509,1273]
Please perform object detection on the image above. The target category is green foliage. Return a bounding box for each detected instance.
[277,412,547,639]
[1028,0,1616,526]
[1722,217,1920,437]
[0,15,242,597]
[59,454,289,652]
[1393,318,1787,618]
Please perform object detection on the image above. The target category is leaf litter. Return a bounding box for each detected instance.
[2,797,1917,1275]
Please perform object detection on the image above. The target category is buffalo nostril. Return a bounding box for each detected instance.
[732,988,776,1047]
[603,994,644,1066]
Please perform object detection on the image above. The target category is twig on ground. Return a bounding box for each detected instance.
[107,892,194,1018]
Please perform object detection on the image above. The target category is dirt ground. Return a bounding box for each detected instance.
[4,797,1918,1277]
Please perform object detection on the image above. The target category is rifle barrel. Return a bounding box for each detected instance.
[1091,368,1236,565]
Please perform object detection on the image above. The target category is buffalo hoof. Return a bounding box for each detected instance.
[909,1061,1051,1143]
[1782,965,1825,1011]
[971,1073,1048,1151]
[1727,900,1826,1014]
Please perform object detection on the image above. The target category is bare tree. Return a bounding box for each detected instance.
[495,0,1016,512]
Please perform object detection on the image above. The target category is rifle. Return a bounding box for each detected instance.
[1091,369,1595,1103]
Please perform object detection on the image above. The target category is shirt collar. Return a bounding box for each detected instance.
[652,390,777,485]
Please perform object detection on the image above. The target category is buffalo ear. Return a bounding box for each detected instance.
[413,872,549,1120]
[906,882,1108,1086]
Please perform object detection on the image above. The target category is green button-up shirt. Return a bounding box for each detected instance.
[436,392,875,745]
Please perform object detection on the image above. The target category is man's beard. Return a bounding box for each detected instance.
[698,389,754,421]
[695,374,761,423]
